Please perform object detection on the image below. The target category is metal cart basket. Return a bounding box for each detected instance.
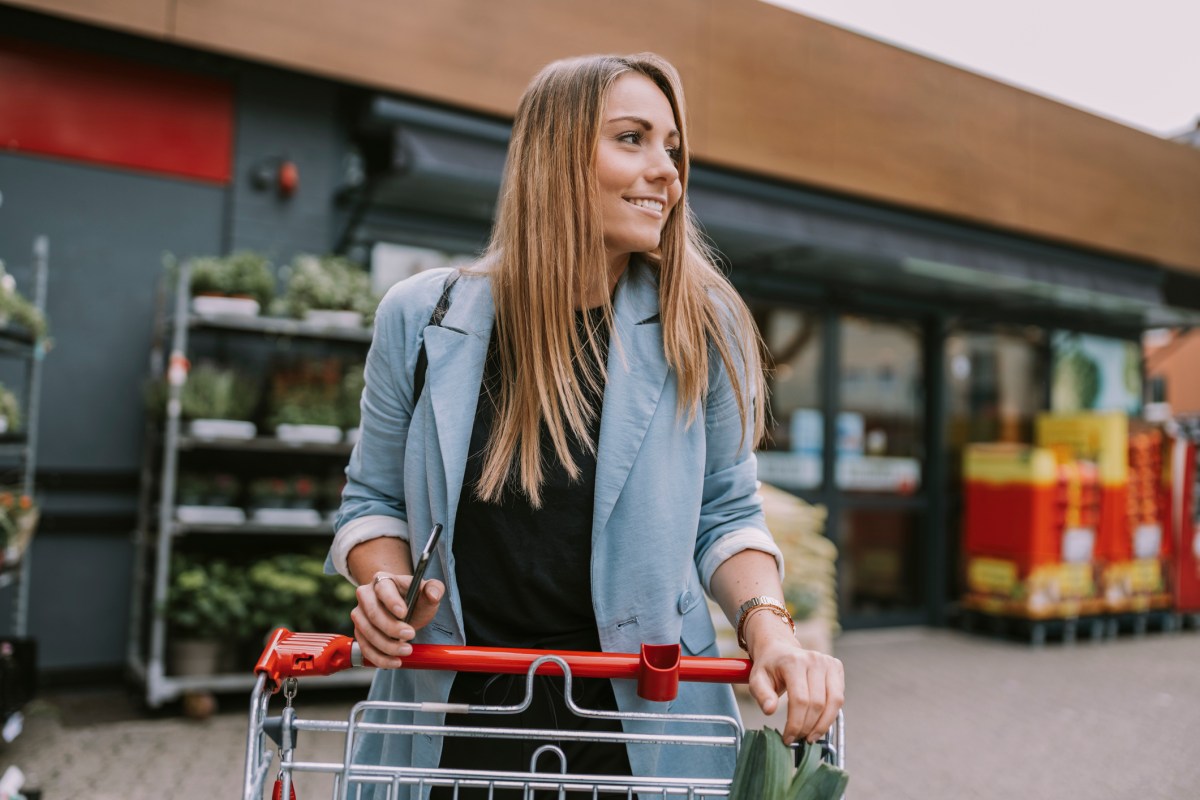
[245,629,845,800]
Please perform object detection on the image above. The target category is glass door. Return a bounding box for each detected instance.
[836,315,927,620]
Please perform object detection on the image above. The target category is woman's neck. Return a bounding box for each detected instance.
[579,252,631,308]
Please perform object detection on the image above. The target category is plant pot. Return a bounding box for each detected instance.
[169,637,226,676]
[251,507,323,527]
[304,309,363,328]
[175,505,246,525]
[275,424,342,444]
[192,295,261,317]
[188,419,257,440]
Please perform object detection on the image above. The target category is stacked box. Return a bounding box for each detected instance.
[1035,412,1128,562]
[1168,420,1200,614]
[962,444,1100,618]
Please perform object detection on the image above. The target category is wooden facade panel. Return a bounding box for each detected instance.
[169,0,707,122]
[3,0,168,36]
[7,0,1200,271]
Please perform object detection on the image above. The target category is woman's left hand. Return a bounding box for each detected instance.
[744,615,845,745]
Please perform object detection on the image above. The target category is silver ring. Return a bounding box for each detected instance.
[372,573,400,590]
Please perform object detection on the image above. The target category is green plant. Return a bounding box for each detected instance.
[269,384,342,427]
[181,362,261,421]
[340,363,366,428]
[245,553,354,636]
[166,556,251,640]
[0,260,47,340]
[187,251,276,308]
[268,358,343,428]
[176,473,211,506]
[248,476,292,508]
[276,254,378,322]
[730,728,849,800]
[0,382,21,435]
[0,489,37,555]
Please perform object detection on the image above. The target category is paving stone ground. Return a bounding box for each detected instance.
[4,626,1198,799]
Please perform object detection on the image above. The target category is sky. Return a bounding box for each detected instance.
[763,0,1200,138]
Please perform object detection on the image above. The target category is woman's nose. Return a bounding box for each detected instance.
[646,148,679,182]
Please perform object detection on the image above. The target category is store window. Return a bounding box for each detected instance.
[753,306,824,491]
[837,315,924,494]
[945,327,1047,450]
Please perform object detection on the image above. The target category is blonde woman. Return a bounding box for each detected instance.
[331,53,844,796]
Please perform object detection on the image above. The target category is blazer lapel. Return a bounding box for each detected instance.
[592,261,669,540]
[422,274,494,539]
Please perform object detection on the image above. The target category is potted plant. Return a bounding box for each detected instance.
[275,254,378,328]
[0,382,21,437]
[181,361,262,440]
[0,260,48,341]
[165,555,250,675]
[0,490,38,571]
[340,362,366,443]
[245,553,355,638]
[268,359,344,443]
[186,251,276,317]
[248,476,321,527]
[174,472,245,525]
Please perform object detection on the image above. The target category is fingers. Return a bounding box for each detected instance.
[351,576,415,669]
[752,643,845,745]
[407,579,445,629]
[748,664,780,716]
[810,659,846,744]
[350,574,448,670]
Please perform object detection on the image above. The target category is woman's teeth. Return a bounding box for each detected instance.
[626,198,663,212]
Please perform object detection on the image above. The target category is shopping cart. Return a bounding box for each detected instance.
[244,629,845,799]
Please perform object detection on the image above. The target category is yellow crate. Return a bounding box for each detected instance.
[1035,411,1128,486]
[963,444,1058,485]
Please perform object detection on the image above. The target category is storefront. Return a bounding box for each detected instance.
[2,0,1199,675]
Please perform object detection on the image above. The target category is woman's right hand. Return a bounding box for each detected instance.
[351,572,445,669]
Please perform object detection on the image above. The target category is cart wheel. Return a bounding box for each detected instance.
[182,690,217,720]
[1029,623,1046,647]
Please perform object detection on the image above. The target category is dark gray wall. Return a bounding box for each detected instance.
[229,68,350,267]
[0,4,359,670]
[0,153,226,669]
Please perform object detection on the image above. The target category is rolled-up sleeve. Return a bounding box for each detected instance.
[693,329,784,594]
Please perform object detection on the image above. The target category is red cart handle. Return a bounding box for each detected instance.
[255,628,751,702]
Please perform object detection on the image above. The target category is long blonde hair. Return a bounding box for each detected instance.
[476,53,766,507]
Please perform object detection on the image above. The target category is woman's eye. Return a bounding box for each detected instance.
[617,131,642,145]
[666,146,682,163]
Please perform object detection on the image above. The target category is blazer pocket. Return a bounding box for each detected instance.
[679,597,718,656]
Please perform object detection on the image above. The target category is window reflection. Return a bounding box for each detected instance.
[753,305,823,491]
[837,315,924,494]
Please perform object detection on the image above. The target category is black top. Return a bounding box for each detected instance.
[452,309,609,650]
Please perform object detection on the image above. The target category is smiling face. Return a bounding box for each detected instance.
[595,71,684,280]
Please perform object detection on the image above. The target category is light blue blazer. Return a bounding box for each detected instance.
[329,258,782,796]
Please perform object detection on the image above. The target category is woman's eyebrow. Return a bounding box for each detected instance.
[606,115,681,139]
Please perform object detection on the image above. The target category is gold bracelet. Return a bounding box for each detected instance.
[736,600,795,652]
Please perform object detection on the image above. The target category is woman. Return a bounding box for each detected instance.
[331,52,844,796]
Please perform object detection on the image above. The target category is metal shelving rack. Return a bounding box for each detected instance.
[0,236,49,636]
[0,236,50,747]
[128,262,373,707]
